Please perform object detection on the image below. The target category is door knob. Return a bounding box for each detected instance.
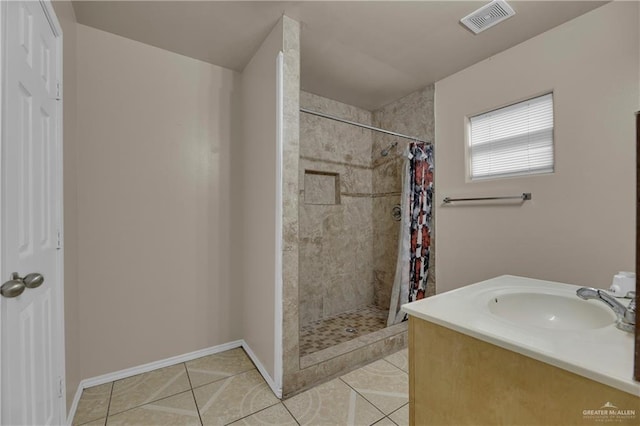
[0,272,45,298]
[1,273,26,298]
[23,273,44,289]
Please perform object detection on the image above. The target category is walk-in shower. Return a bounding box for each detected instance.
[297,88,435,360]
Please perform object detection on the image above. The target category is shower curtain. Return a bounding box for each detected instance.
[387,142,434,326]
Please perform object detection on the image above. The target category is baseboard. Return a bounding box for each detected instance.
[66,339,244,425]
[241,340,282,399]
[67,383,84,426]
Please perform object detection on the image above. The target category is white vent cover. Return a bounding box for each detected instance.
[460,0,515,34]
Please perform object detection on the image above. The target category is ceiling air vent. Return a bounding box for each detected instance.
[460,0,515,34]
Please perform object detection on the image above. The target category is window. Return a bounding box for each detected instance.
[469,93,554,180]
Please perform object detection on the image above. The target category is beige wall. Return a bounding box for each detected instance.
[76,24,240,379]
[435,2,639,293]
[235,17,284,382]
[51,0,80,411]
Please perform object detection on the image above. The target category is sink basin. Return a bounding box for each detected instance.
[488,292,616,330]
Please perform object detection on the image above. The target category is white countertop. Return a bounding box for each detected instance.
[401,275,640,396]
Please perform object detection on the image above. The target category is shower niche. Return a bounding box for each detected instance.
[293,86,436,374]
[303,170,340,205]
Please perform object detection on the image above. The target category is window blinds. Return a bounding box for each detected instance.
[469,93,554,180]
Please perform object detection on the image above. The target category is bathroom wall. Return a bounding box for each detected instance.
[51,0,80,410]
[235,16,300,386]
[299,92,374,326]
[371,86,436,308]
[234,15,281,387]
[435,1,639,292]
[76,24,240,379]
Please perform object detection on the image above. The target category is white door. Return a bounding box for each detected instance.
[1,1,64,425]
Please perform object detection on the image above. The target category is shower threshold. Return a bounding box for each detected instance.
[299,305,389,357]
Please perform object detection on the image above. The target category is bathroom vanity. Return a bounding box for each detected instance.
[402,275,640,425]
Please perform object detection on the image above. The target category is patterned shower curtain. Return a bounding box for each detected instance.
[387,142,434,326]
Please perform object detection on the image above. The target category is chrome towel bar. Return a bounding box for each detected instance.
[443,193,532,204]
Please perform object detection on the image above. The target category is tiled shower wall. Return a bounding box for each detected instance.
[298,86,435,327]
[372,85,436,309]
[299,92,375,326]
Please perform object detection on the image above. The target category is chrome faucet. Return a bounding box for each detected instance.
[576,287,636,332]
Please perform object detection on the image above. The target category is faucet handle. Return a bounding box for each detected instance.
[625,291,636,312]
[622,292,636,330]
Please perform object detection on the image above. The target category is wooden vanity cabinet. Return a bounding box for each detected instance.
[408,317,640,425]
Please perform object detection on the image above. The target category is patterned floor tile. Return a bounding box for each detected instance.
[389,404,408,426]
[186,348,255,388]
[74,346,413,426]
[341,360,408,415]
[109,363,191,416]
[373,417,397,426]
[284,378,384,425]
[193,370,279,425]
[79,419,106,426]
[299,306,389,356]
[228,403,297,425]
[384,349,408,373]
[72,382,112,425]
[106,390,200,426]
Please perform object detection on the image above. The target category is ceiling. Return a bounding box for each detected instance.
[72,1,607,110]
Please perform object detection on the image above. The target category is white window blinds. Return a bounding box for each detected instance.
[469,93,554,180]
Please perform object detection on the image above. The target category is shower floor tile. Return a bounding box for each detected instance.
[299,305,389,357]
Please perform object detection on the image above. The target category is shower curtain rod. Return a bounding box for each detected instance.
[300,107,431,145]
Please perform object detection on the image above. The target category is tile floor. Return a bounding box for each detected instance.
[72,346,409,426]
[299,306,389,356]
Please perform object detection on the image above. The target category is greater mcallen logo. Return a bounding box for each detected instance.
[583,402,636,422]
